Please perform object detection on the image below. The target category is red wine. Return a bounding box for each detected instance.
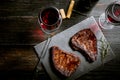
[107,14,119,23]
[112,4,120,21]
[41,7,59,25]
[105,2,120,25]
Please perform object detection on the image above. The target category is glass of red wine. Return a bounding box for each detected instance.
[38,6,62,34]
[99,1,120,29]
[34,6,62,78]
[38,6,62,59]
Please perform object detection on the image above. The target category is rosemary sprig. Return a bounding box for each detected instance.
[98,37,109,64]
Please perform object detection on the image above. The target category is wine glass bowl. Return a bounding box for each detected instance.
[36,6,62,72]
[38,6,62,34]
[99,1,120,29]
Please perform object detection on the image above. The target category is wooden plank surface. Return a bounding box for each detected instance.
[0,0,120,80]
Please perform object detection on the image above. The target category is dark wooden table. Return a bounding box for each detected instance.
[0,0,120,80]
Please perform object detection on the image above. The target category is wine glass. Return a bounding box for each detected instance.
[38,6,62,34]
[38,6,62,64]
[38,6,62,60]
[33,6,62,79]
[39,6,62,59]
[99,1,120,29]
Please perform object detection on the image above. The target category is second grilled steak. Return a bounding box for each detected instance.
[70,28,97,62]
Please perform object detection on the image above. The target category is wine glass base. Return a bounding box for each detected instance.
[99,13,114,29]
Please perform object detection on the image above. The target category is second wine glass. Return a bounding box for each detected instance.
[99,1,120,29]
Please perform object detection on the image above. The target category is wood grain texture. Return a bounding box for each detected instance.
[0,0,120,80]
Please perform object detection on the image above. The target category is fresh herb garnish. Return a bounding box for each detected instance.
[98,37,109,63]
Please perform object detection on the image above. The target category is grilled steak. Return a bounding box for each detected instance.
[70,28,97,62]
[50,46,80,77]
